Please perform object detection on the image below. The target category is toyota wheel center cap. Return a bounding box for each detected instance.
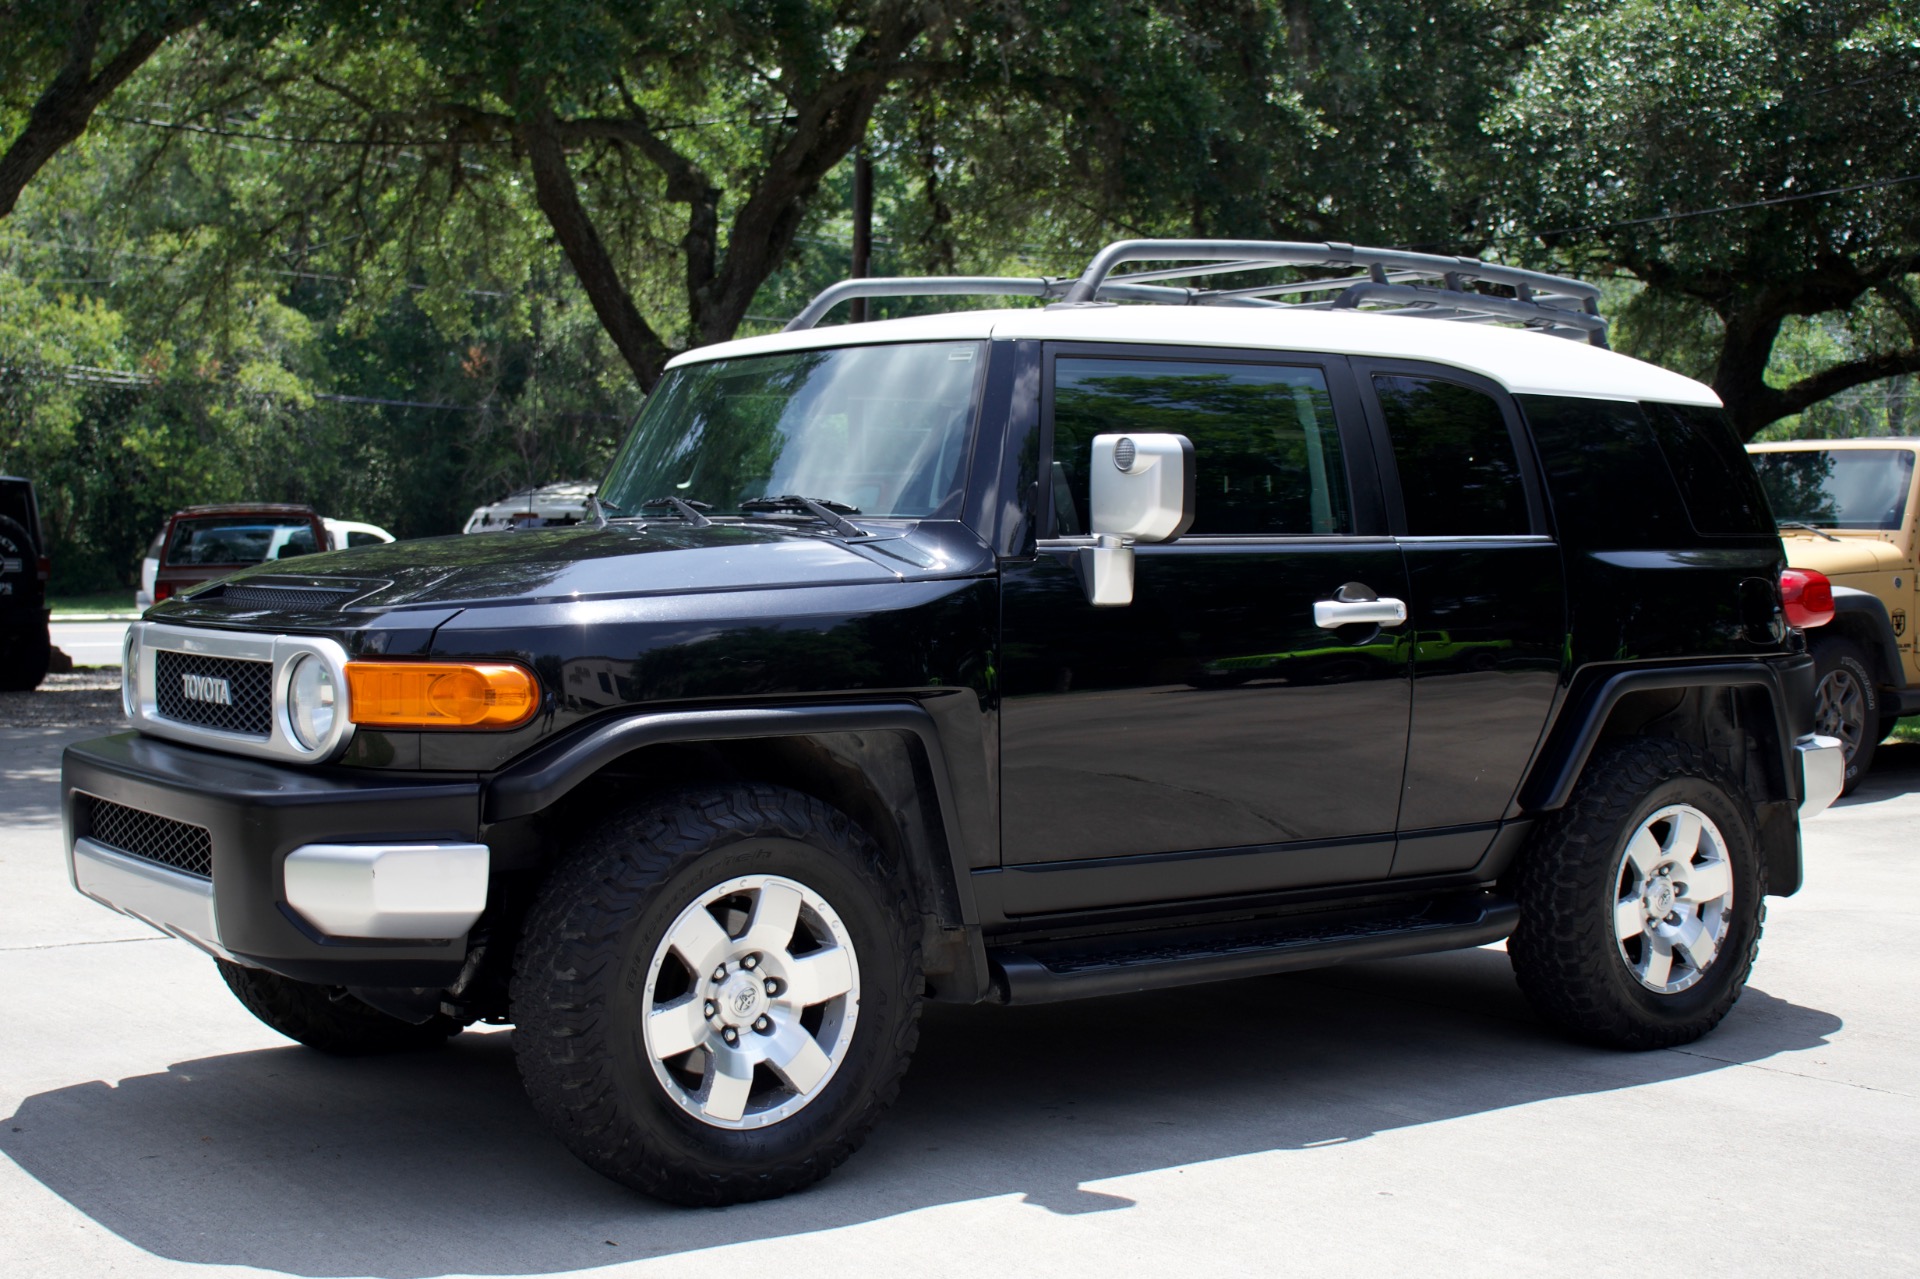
[717,973,768,1027]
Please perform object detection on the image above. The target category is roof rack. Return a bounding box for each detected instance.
[784,238,1608,347]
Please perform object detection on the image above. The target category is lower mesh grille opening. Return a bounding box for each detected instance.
[83,797,213,879]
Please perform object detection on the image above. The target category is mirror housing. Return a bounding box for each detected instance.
[1076,433,1195,607]
[1091,434,1195,542]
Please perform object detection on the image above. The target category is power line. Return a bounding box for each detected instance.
[1481,172,1920,247]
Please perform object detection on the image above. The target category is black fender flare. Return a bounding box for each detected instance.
[1823,586,1905,689]
[1521,661,1807,813]
[1518,659,1813,896]
[484,698,992,999]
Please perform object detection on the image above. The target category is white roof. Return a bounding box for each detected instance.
[665,305,1720,406]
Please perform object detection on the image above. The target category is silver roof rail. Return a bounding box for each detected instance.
[784,238,1608,347]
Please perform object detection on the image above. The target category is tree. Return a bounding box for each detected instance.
[1492,0,1920,438]
[0,2,209,218]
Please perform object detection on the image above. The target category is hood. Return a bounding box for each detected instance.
[1778,532,1906,579]
[147,520,994,628]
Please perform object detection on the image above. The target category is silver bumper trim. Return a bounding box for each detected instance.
[69,837,231,959]
[1796,733,1845,820]
[283,841,490,940]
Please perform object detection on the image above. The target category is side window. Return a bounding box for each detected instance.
[1642,402,1776,537]
[1050,357,1350,536]
[1374,375,1529,536]
[1517,394,1690,548]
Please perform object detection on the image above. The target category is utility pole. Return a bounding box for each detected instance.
[849,143,873,323]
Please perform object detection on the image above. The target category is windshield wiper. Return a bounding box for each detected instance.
[739,495,866,538]
[639,496,714,528]
[1778,520,1840,543]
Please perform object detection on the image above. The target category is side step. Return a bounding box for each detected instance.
[990,891,1518,1005]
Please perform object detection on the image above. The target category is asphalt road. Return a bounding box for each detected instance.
[48,620,131,668]
[1,699,1915,1276]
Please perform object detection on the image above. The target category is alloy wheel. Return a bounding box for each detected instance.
[641,873,861,1130]
[1612,803,1734,994]
[1814,665,1868,760]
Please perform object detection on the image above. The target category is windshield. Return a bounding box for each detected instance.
[599,342,986,521]
[1750,448,1916,531]
[165,516,319,566]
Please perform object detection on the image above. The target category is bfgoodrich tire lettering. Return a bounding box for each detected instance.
[510,784,921,1206]
[1508,738,1764,1050]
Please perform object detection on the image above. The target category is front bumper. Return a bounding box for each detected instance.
[63,732,484,986]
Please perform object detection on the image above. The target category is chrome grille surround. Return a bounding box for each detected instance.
[125,620,356,763]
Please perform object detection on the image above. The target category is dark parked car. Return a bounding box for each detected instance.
[0,474,51,690]
[150,504,328,604]
[64,239,1843,1207]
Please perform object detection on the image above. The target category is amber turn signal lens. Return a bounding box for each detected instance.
[345,661,539,729]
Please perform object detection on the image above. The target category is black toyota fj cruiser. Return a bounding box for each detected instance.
[63,240,1843,1206]
[0,474,52,691]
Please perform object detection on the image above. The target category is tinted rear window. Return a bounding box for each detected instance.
[1749,448,1916,532]
[1517,395,1691,548]
[165,517,319,566]
[1643,402,1775,537]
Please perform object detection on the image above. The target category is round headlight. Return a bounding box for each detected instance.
[287,654,338,750]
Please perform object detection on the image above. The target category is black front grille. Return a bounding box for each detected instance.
[155,649,273,737]
[83,797,213,878]
[219,583,359,610]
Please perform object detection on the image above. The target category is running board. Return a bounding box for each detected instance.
[990,891,1518,1005]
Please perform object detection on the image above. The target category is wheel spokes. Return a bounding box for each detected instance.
[1679,858,1731,905]
[1662,810,1704,863]
[1640,935,1675,987]
[666,906,734,979]
[782,945,856,1008]
[1624,828,1663,877]
[647,996,709,1061]
[1669,913,1718,970]
[764,1022,833,1095]
[742,881,804,954]
[1615,895,1646,944]
[701,1047,754,1123]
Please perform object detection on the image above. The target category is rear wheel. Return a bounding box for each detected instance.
[511,784,921,1206]
[1508,738,1764,1050]
[0,514,47,692]
[1811,635,1878,794]
[216,960,463,1054]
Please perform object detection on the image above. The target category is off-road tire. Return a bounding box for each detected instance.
[0,623,50,692]
[510,784,922,1206]
[216,960,463,1054]
[1811,635,1879,794]
[1508,738,1764,1050]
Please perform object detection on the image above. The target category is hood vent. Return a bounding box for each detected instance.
[210,580,378,611]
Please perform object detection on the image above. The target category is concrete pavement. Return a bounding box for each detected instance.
[1,700,1915,1276]
[48,620,130,668]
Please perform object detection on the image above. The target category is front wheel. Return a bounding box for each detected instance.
[511,785,921,1206]
[1508,738,1764,1050]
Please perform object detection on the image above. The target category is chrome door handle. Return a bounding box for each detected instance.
[1313,597,1408,629]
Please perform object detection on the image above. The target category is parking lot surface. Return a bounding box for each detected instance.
[48,620,132,669]
[1,684,1915,1277]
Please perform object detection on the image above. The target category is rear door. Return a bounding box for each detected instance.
[995,345,1413,916]
[1353,360,1567,877]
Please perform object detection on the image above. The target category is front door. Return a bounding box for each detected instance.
[997,346,1413,916]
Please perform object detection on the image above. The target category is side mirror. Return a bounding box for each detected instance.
[1076,433,1195,607]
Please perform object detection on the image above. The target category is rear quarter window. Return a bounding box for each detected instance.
[1516,395,1691,548]
[1642,402,1775,537]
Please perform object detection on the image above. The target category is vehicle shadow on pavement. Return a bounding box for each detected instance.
[0,946,1840,1278]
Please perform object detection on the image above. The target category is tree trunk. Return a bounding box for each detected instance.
[518,113,675,392]
[0,4,190,219]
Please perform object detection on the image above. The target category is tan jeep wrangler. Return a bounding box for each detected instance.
[1748,437,1920,790]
